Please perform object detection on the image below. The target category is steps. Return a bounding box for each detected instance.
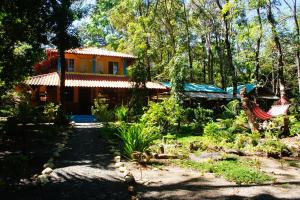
[70,115,97,123]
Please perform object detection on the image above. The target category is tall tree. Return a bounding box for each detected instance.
[215,0,238,98]
[49,0,80,122]
[0,0,50,93]
[283,0,300,95]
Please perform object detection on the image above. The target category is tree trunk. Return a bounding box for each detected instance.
[216,0,237,98]
[183,2,193,82]
[216,34,226,89]
[267,1,289,133]
[240,88,258,133]
[266,1,285,89]
[255,8,262,82]
[293,2,300,95]
[58,49,67,124]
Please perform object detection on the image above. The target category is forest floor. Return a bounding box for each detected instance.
[1,123,300,200]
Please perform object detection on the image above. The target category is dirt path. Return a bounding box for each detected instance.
[127,157,300,199]
[2,124,129,200]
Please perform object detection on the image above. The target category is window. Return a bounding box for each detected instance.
[108,62,118,75]
[66,59,75,72]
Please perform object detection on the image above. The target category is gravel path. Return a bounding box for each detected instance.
[2,123,129,200]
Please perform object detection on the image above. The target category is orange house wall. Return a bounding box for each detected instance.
[65,54,125,75]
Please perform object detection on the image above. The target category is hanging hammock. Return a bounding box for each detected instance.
[252,97,290,121]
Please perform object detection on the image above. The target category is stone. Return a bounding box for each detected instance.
[38,174,49,184]
[119,166,127,173]
[114,162,124,167]
[114,155,121,163]
[42,167,53,175]
[125,173,135,184]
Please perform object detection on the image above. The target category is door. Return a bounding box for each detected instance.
[79,88,91,114]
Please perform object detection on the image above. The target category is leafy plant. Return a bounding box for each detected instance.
[43,102,60,123]
[117,123,159,158]
[221,100,241,118]
[140,97,184,134]
[114,105,128,122]
[91,96,113,125]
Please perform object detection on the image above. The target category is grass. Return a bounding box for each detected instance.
[173,157,274,185]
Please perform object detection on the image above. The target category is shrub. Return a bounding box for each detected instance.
[91,97,113,125]
[117,123,159,157]
[114,105,129,122]
[140,97,184,134]
[193,106,213,131]
[221,100,241,118]
[258,138,289,157]
[43,102,60,123]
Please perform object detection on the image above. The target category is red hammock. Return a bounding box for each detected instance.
[252,98,290,121]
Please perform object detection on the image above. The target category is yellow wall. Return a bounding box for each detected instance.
[65,54,126,75]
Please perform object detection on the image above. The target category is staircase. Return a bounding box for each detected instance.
[70,115,97,123]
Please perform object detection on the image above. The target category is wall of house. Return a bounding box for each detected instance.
[64,54,126,75]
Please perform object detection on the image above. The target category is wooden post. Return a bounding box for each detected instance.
[240,87,258,133]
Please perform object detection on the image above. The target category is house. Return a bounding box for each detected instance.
[26,47,167,115]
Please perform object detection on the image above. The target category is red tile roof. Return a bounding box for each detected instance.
[47,47,136,59]
[25,72,166,90]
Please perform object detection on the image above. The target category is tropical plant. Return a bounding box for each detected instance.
[114,105,128,122]
[43,102,60,123]
[91,97,113,125]
[117,123,159,158]
[140,97,184,134]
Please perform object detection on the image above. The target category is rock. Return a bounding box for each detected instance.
[114,156,121,163]
[38,175,49,184]
[43,162,55,169]
[42,167,53,175]
[119,166,127,173]
[125,173,135,184]
[115,162,124,167]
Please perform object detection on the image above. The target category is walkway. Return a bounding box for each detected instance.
[3,124,129,200]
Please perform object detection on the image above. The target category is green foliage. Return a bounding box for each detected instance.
[174,158,273,184]
[117,122,159,157]
[221,100,241,118]
[140,97,184,135]
[128,61,148,117]
[290,121,300,136]
[169,54,189,103]
[203,111,249,143]
[43,103,60,123]
[258,138,288,156]
[114,105,129,122]
[91,97,113,124]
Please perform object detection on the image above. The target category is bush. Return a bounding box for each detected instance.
[140,97,184,134]
[43,102,60,123]
[193,106,213,131]
[258,138,289,157]
[117,123,159,158]
[221,100,241,118]
[92,97,113,124]
[114,105,128,122]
